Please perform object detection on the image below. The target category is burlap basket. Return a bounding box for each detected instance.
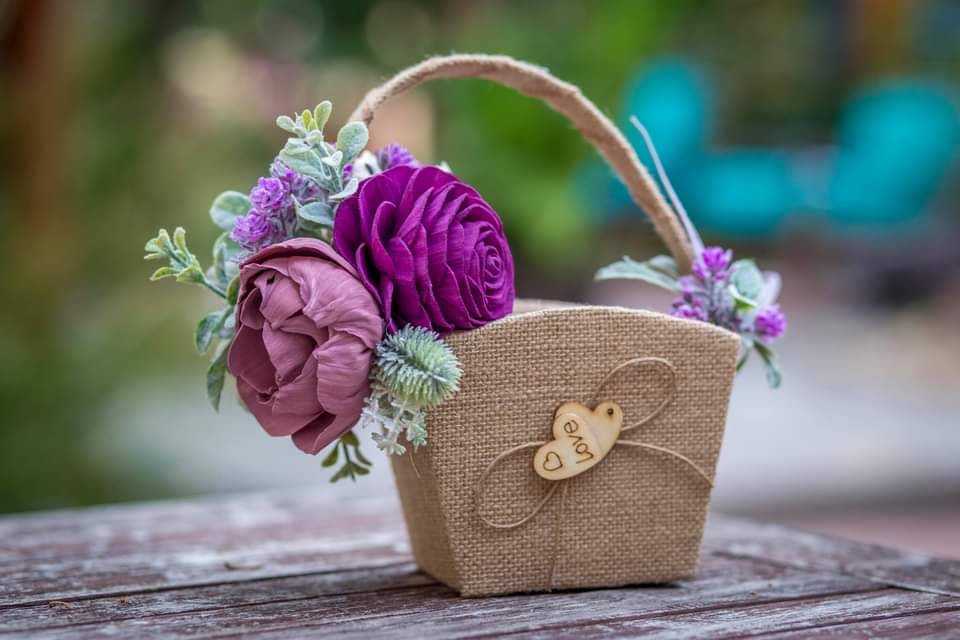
[350,55,741,597]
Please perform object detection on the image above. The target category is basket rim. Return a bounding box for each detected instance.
[457,298,742,344]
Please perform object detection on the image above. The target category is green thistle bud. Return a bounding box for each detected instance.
[372,325,461,410]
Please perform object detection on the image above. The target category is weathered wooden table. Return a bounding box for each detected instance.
[1,490,958,638]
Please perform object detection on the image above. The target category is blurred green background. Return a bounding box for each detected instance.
[1,0,958,556]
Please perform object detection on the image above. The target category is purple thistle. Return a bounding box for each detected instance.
[270,160,321,201]
[270,160,304,190]
[754,305,787,342]
[671,298,707,321]
[249,177,289,213]
[343,144,418,182]
[678,274,700,295]
[231,210,275,251]
[670,246,745,332]
[376,143,418,171]
[693,246,733,281]
[230,160,324,252]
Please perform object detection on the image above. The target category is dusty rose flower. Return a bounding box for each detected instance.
[333,165,515,334]
[228,238,383,454]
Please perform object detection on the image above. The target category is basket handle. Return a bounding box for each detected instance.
[348,54,696,271]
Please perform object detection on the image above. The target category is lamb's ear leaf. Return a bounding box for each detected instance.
[757,271,782,307]
[731,260,763,298]
[294,200,334,234]
[225,276,240,306]
[321,150,344,168]
[646,254,681,279]
[172,227,189,252]
[211,232,242,286]
[729,284,759,311]
[275,115,297,133]
[195,308,230,354]
[150,266,177,281]
[278,139,326,181]
[206,340,231,410]
[313,101,332,132]
[218,308,236,339]
[328,177,359,205]
[753,341,783,389]
[336,121,368,165]
[594,255,681,292]
[301,108,315,131]
[209,191,251,231]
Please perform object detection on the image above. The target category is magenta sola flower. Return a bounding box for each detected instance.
[333,165,515,334]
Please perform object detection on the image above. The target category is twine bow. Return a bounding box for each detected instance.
[473,357,714,590]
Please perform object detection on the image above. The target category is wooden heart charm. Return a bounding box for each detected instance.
[533,401,624,481]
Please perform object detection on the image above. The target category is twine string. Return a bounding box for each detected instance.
[473,442,559,529]
[590,357,677,433]
[547,480,569,590]
[472,357,714,590]
[615,441,713,486]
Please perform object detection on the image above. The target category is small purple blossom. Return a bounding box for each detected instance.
[670,245,787,347]
[754,305,787,342]
[230,160,325,252]
[693,246,733,281]
[231,210,275,250]
[376,143,419,171]
[270,160,321,201]
[678,275,699,295]
[249,177,289,212]
[270,161,304,190]
[671,298,707,321]
[343,144,419,181]
[670,246,756,333]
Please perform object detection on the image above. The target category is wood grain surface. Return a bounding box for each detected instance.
[0,490,957,638]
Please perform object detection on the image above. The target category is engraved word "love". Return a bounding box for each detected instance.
[532,401,624,481]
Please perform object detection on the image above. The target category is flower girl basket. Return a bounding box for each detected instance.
[349,54,740,597]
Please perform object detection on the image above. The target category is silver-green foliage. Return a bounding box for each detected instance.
[594,254,681,291]
[144,227,239,408]
[144,100,369,414]
[596,254,784,388]
[275,101,368,234]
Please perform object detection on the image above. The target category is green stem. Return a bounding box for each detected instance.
[736,350,750,372]
[341,441,355,481]
[169,249,227,299]
[201,277,227,299]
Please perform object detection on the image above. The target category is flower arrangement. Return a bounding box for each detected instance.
[145,102,513,481]
[144,102,785,482]
[596,118,787,387]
